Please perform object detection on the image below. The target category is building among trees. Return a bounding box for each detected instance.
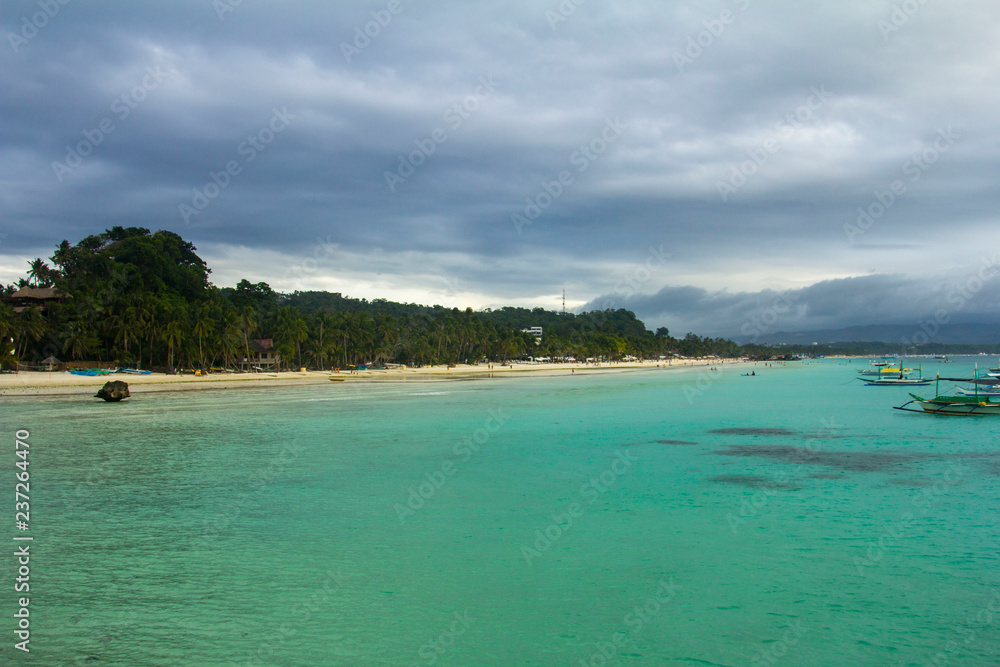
[10,286,68,313]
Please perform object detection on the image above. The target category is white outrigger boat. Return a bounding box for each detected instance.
[895,366,1000,415]
[860,358,931,386]
[865,375,932,386]
[955,385,1000,396]
[857,366,913,377]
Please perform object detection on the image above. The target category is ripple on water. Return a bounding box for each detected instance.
[888,478,934,487]
[709,428,796,436]
[708,474,803,490]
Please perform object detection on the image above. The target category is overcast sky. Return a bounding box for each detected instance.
[2,0,999,336]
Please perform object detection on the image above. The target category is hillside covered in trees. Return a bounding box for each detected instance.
[2,228,773,370]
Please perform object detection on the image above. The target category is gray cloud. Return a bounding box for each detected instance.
[589,265,1000,337]
[2,0,999,334]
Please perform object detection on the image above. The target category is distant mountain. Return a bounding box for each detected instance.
[735,323,1000,345]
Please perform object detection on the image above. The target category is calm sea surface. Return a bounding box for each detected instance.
[3,358,1000,665]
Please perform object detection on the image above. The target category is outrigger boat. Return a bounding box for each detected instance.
[859,358,930,385]
[864,374,932,386]
[956,385,1000,396]
[895,366,1000,415]
[900,394,1000,415]
[67,368,113,376]
[857,363,915,377]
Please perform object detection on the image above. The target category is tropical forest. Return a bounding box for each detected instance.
[2,227,789,371]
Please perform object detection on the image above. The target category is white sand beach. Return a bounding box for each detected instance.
[0,358,749,397]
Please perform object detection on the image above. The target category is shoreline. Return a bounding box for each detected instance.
[0,358,751,397]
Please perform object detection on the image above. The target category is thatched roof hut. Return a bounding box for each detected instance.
[10,286,69,313]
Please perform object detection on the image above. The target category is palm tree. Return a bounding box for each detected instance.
[498,329,528,363]
[311,313,339,370]
[0,303,14,341]
[238,306,257,368]
[277,307,309,369]
[0,304,15,367]
[108,298,141,364]
[62,321,97,360]
[50,240,72,272]
[13,307,46,365]
[434,318,451,363]
[163,321,184,371]
[162,308,188,371]
[191,304,215,370]
[350,312,374,364]
[220,311,241,370]
[144,300,162,369]
[372,314,399,365]
[341,315,351,366]
[130,297,150,368]
[26,258,52,287]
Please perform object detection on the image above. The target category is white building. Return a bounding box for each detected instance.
[521,326,543,339]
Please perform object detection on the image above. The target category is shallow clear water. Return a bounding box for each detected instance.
[3,358,1000,665]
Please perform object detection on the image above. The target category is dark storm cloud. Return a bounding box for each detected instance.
[2,0,999,329]
[589,266,1000,337]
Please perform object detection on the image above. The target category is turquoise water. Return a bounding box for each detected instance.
[3,358,1000,665]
